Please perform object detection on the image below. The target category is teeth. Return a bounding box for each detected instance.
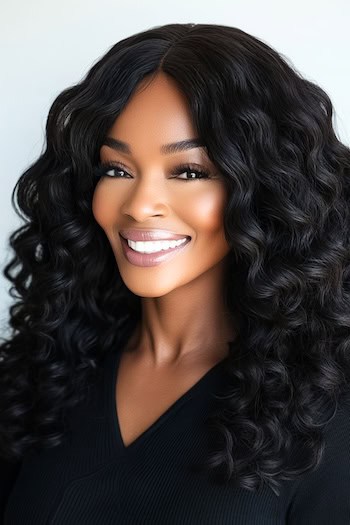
[127,238,188,254]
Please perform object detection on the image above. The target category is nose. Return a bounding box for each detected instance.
[119,175,168,222]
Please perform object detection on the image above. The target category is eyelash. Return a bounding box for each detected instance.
[93,162,212,182]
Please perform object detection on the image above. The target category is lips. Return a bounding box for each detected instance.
[119,233,191,267]
[119,229,191,242]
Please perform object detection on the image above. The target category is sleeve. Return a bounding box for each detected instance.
[287,393,350,525]
[0,459,22,523]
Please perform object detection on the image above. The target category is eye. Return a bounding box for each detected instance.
[93,162,212,181]
[171,164,211,181]
[94,161,131,179]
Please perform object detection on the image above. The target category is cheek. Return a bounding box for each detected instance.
[91,184,116,229]
[184,188,226,235]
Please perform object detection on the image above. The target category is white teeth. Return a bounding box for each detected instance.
[127,237,188,254]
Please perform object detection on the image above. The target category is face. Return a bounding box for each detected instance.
[92,72,231,298]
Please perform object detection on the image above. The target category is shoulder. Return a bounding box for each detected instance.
[287,389,350,524]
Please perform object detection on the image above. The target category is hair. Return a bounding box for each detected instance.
[1,22,350,497]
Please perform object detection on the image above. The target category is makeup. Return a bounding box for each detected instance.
[119,234,191,267]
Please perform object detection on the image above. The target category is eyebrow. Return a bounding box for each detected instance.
[102,136,207,155]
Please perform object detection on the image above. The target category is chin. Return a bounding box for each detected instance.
[119,273,185,299]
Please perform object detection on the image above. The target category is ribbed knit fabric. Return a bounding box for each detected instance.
[1,336,350,524]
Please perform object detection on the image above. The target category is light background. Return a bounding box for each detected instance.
[1,0,349,335]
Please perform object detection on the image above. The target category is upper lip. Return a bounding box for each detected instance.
[119,229,191,241]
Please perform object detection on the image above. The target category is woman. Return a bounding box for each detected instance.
[1,23,350,524]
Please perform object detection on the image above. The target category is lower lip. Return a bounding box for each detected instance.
[119,235,191,267]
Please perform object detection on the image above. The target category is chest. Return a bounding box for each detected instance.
[115,352,216,448]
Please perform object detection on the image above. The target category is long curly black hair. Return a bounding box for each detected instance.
[1,22,350,497]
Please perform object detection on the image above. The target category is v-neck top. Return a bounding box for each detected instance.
[111,343,229,454]
[2,334,350,524]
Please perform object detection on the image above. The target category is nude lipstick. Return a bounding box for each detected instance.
[119,232,191,267]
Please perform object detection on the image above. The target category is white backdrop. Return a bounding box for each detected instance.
[1,0,349,336]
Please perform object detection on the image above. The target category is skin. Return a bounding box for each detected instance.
[92,71,236,375]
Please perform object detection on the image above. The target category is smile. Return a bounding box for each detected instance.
[119,234,191,267]
[127,238,188,254]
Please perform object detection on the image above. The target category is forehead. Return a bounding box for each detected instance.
[102,73,201,158]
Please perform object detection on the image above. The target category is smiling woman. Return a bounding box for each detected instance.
[1,22,350,525]
[92,72,232,298]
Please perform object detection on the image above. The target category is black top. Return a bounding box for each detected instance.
[1,338,350,524]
